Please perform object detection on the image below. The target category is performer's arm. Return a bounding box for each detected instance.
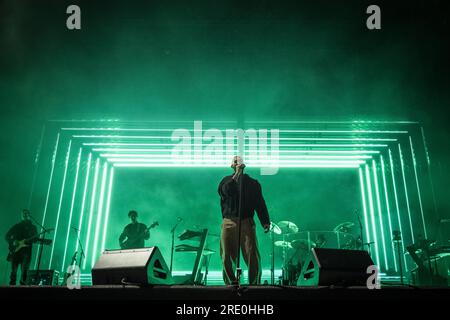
[5,226,15,243]
[255,182,271,231]
[119,227,127,244]
[143,225,150,240]
[29,225,38,244]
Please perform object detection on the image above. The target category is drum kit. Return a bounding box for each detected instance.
[269,220,357,285]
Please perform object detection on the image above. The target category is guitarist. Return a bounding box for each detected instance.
[119,210,150,249]
[5,209,37,285]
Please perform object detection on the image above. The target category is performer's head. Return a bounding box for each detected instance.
[22,209,31,221]
[128,210,138,223]
[230,155,245,172]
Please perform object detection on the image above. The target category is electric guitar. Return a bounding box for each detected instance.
[120,221,159,250]
[7,231,53,261]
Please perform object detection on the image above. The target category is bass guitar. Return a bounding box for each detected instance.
[7,230,53,261]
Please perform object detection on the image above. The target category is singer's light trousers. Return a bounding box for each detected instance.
[220,217,261,285]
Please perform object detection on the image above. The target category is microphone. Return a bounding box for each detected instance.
[71,226,80,232]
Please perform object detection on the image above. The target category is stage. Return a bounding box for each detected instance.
[1,3,450,317]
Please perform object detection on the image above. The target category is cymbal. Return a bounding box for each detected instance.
[333,222,354,233]
[270,222,282,235]
[274,240,293,249]
[291,239,315,249]
[277,221,299,234]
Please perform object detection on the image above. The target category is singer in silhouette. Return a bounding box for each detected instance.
[119,210,150,249]
[218,156,271,285]
[5,209,38,285]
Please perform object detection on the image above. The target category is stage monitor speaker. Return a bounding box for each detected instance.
[297,248,375,287]
[26,270,59,285]
[91,247,173,285]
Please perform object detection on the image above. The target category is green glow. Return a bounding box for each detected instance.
[365,164,380,267]
[398,144,415,243]
[91,163,108,267]
[420,127,431,166]
[359,168,371,247]
[34,133,60,269]
[63,127,408,134]
[62,148,82,270]
[49,140,72,269]
[409,136,427,238]
[100,154,371,160]
[389,149,408,272]
[372,160,388,270]
[36,121,430,278]
[75,153,92,255]
[113,163,361,168]
[93,148,380,154]
[101,167,114,253]
[107,158,365,164]
[74,134,396,142]
[83,158,100,269]
[248,120,418,124]
[380,155,398,272]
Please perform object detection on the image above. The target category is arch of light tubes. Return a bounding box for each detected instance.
[28,120,435,282]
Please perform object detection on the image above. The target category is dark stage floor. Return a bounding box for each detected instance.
[1,284,449,301]
[2,285,448,319]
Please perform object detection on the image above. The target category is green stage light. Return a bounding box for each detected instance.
[93,148,380,154]
[91,162,108,268]
[100,154,372,160]
[34,121,431,281]
[365,164,380,267]
[381,155,398,272]
[83,158,100,269]
[75,152,92,255]
[409,136,427,238]
[63,127,408,134]
[112,162,362,168]
[279,130,407,134]
[359,168,371,249]
[84,142,390,148]
[107,158,365,164]
[101,167,114,253]
[34,133,60,269]
[372,160,388,270]
[398,144,415,243]
[49,140,72,269]
[389,149,408,272]
[62,148,82,271]
[74,134,397,142]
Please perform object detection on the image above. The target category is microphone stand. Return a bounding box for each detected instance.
[393,231,404,285]
[74,228,85,270]
[29,214,52,285]
[170,218,182,274]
